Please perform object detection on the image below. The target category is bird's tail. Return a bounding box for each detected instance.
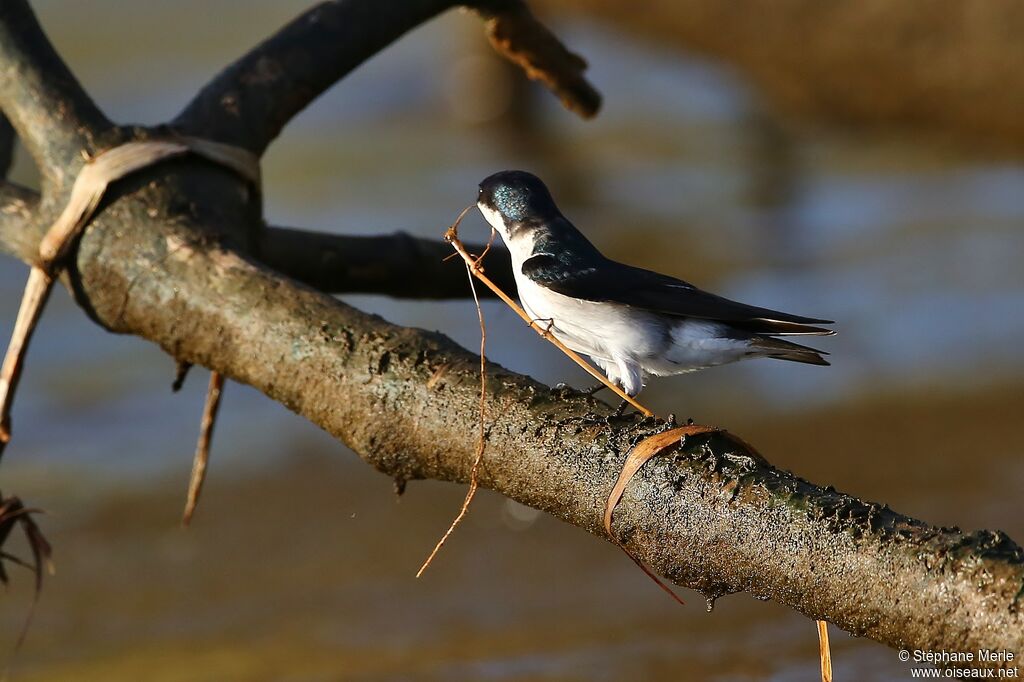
[748,335,830,366]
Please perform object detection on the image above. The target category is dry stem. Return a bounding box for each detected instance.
[416,210,494,577]
[182,371,225,526]
[0,267,53,456]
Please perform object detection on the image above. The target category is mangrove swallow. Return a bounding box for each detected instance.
[476,170,834,398]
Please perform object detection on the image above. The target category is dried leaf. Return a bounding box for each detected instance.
[603,425,722,606]
[0,493,53,649]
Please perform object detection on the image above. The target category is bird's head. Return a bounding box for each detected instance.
[477,170,560,243]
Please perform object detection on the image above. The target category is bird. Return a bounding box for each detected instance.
[475,170,834,406]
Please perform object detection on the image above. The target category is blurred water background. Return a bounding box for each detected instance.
[0,2,1022,680]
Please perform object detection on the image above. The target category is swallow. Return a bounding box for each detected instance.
[476,170,834,401]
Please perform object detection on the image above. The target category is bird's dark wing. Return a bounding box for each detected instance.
[521,252,834,336]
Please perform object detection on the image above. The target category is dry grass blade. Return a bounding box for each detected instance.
[818,619,833,681]
[182,371,225,526]
[417,208,491,577]
[604,425,721,536]
[0,494,54,649]
[444,213,652,417]
[604,425,722,606]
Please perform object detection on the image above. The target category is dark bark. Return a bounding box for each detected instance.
[0,201,516,299]
[260,227,516,298]
[0,0,1021,666]
[173,0,599,154]
[0,0,112,189]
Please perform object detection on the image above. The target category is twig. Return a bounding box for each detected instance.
[172,361,193,392]
[182,371,225,526]
[0,268,52,456]
[416,210,493,577]
[475,2,601,118]
[818,620,833,682]
[443,211,652,417]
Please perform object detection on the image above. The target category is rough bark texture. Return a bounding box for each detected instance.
[0,0,1021,665]
[542,0,1024,153]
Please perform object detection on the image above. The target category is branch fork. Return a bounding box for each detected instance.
[0,137,258,458]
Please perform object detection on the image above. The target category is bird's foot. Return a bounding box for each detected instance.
[528,317,556,339]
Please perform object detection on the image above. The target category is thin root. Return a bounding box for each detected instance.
[417,208,490,577]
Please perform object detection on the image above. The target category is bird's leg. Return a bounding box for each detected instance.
[528,317,556,339]
[586,382,608,395]
[613,399,629,417]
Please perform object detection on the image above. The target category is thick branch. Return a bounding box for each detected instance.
[0,182,1021,660]
[173,0,599,154]
[0,0,112,188]
[0,193,512,298]
[259,226,516,298]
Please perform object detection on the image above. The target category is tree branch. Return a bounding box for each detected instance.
[0,0,113,189]
[259,226,516,298]
[0,192,513,298]
[0,182,1021,661]
[173,0,600,154]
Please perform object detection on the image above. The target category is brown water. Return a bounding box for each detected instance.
[0,2,1022,680]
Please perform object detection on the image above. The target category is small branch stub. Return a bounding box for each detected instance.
[182,371,225,526]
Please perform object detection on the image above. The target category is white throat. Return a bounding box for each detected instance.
[476,203,534,265]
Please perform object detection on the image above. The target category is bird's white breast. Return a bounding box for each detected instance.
[513,274,663,363]
[477,202,765,395]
